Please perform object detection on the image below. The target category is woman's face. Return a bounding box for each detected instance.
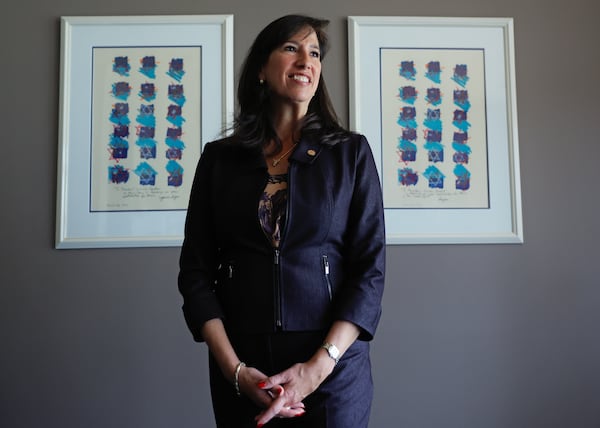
[259,27,322,115]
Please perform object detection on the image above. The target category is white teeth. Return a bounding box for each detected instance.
[292,75,309,83]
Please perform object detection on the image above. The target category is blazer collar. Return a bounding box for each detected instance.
[235,134,324,171]
[290,135,323,165]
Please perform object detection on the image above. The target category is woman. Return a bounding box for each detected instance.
[178,15,385,428]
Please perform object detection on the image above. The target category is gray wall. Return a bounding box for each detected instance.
[1,0,599,427]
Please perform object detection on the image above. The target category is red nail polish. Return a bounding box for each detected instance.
[257,381,267,388]
[257,424,264,428]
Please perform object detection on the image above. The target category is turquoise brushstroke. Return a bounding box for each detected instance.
[165,137,186,150]
[166,160,183,175]
[454,164,471,178]
[452,142,472,154]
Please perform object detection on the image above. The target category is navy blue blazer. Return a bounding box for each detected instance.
[178,132,385,342]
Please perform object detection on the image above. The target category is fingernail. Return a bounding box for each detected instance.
[257,381,267,388]
[257,424,264,428]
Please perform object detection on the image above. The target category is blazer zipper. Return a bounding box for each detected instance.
[273,248,282,329]
[322,255,333,301]
[256,170,282,330]
[272,163,294,330]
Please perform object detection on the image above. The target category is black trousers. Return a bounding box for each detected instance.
[208,330,373,428]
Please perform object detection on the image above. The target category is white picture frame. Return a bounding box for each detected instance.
[56,15,234,248]
[349,16,523,244]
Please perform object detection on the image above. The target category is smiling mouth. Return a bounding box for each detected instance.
[290,74,310,83]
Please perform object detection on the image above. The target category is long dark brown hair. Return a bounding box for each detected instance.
[233,15,349,149]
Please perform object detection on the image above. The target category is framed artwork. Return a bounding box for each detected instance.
[349,16,523,244]
[56,15,234,248]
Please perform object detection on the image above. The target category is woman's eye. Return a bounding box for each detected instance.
[284,45,297,52]
[311,51,321,58]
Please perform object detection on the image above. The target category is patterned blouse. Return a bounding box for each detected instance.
[258,173,288,248]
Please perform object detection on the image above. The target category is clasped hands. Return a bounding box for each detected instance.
[238,357,335,427]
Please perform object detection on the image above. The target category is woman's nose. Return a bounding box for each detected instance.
[296,51,312,69]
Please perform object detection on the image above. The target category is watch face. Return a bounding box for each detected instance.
[325,343,340,359]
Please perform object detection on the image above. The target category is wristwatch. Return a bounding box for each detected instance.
[321,342,340,365]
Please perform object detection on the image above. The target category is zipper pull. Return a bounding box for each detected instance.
[228,264,233,279]
[323,255,333,301]
[274,249,280,265]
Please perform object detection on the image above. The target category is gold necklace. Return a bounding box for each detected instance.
[271,142,297,167]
